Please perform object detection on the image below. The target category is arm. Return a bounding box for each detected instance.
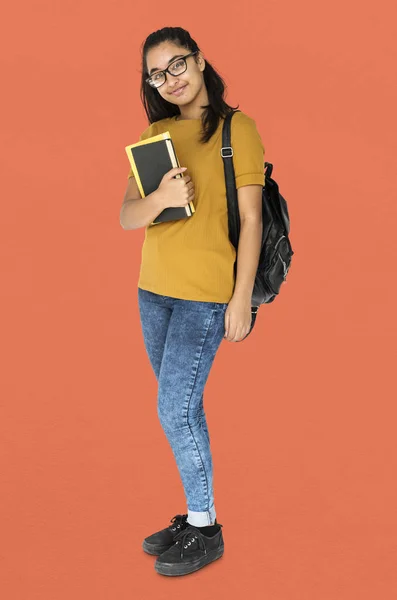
[232,184,263,301]
[120,176,166,230]
[224,183,263,342]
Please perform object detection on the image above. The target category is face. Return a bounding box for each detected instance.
[145,41,205,107]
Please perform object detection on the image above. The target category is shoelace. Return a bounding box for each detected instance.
[168,513,188,533]
[172,526,209,558]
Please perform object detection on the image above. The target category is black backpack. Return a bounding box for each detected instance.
[221,109,294,337]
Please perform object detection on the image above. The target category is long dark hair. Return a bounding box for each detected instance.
[139,26,239,144]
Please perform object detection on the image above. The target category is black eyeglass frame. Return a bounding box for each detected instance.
[145,51,199,88]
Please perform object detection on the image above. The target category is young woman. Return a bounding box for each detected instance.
[120,26,264,576]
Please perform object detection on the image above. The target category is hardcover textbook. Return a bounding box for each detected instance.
[125,131,195,226]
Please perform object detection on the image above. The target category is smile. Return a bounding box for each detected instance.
[171,85,188,96]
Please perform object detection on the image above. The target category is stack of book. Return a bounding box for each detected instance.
[125,131,195,226]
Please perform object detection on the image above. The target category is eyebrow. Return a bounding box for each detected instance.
[148,55,184,76]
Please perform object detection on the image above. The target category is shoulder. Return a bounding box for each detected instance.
[230,110,260,132]
[139,118,172,140]
[228,110,265,168]
[139,121,157,141]
[232,110,255,122]
[229,110,264,148]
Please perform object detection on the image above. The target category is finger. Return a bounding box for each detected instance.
[227,323,237,342]
[232,325,248,343]
[230,328,241,343]
[224,314,229,337]
[237,330,248,342]
[242,325,251,340]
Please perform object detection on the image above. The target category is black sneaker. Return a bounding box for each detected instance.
[142,513,189,555]
[154,523,224,576]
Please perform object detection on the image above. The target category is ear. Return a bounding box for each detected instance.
[197,52,205,71]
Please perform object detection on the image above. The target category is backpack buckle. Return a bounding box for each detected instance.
[221,146,233,157]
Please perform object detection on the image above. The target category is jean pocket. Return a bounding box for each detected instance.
[214,302,228,313]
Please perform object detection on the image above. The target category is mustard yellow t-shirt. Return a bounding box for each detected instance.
[127,110,265,303]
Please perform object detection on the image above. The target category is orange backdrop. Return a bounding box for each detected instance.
[1,1,396,599]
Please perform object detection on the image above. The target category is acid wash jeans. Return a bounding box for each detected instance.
[137,287,228,527]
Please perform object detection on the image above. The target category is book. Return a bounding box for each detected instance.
[125,131,195,226]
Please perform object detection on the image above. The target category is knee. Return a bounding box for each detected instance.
[157,395,200,434]
[157,396,182,433]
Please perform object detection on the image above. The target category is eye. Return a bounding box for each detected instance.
[170,59,184,71]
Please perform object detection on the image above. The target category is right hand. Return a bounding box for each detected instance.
[157,167,195,209]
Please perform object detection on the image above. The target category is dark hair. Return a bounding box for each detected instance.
[139,26,239,144]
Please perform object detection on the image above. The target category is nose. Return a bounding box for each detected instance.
[169,81,182,93]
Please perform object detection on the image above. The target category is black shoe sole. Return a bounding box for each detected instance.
[142,539,174,556]
[154,545,224,576]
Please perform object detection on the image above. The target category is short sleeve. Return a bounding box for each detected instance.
[127,122,157,179]
[231,113,265,189]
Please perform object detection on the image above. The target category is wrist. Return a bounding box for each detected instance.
[151,189,167,211]
[232,288,252,303]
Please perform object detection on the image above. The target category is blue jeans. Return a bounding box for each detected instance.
[137,287,228,527]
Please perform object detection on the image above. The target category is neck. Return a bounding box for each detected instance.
[176,115,201,121]
[176,83,209,121]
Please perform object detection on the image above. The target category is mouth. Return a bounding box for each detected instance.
[171,84,188,96]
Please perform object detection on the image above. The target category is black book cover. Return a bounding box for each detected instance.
[125,131,195,226]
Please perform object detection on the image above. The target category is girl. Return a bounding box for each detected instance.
[120,26,264,576]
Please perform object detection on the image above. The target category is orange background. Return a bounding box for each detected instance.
[1,1,396,598]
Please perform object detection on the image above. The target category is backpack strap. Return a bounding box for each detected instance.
[221,110,241,251]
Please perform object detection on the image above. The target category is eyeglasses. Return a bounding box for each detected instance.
[145,51,199,89]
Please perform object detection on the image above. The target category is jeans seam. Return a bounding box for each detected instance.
[184,309,216,513]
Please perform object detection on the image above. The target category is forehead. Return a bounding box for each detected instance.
[146,42,187,73]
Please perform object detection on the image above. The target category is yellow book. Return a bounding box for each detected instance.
[125,131,195,226]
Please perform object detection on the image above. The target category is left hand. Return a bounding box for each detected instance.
[224,294,252,342]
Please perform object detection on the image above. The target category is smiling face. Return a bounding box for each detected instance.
[145,41,206,112]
